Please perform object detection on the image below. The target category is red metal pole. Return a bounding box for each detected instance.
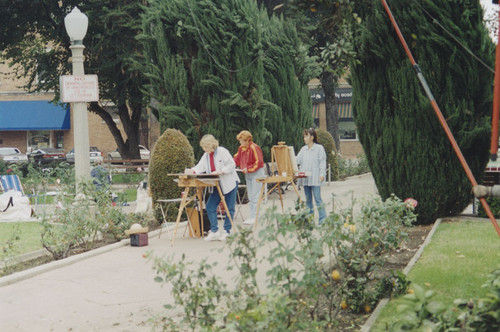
[490,7,500,161]
[380,0,500,237]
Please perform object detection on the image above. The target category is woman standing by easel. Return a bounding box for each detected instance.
[185,134,239,241]
[234,130,265,225]
[296,128,327,225]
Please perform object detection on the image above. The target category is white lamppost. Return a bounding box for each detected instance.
[64,7,91,183]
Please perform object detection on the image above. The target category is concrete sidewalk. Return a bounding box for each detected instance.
[0,174,378,332]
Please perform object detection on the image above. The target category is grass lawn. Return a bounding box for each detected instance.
[116,187,137,202]
[371,218,500,330]
[0,222,44,259]
[1,187,137,259]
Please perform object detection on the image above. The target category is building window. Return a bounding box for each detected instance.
[312,103,320,127]
[338,103,357,140]
[339,119,357,140]
[28,130,50,150]
[55,131,64,149]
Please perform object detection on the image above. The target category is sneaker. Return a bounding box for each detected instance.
[204,230,220,241]
[243,218,255,225]
[218,230,230,241]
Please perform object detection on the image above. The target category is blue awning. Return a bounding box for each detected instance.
[0,100,70,131]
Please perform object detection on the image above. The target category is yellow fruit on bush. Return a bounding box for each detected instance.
[364,305,371,313]
[407,289,414,294]
[341,300,348,309]
[344,222,349,228]
[331,269,341,282]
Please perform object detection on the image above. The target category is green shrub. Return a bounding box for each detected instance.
[149,195,416,330]
[0,160,7,174]
[391,268,500,331]
[317,128,339,181]
[477,197,500,218]
[338,154,371,179]
[149,128,195,222]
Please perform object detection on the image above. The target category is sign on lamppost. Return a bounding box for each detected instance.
[60,75,99,103]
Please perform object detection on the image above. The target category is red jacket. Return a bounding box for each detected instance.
[234,142,264,173]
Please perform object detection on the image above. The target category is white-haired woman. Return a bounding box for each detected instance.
[185,134,239,241]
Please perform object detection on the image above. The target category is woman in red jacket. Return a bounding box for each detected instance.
[234,130,265,225]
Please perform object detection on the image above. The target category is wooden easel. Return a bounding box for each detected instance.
[255,142,301,227]
[167,174,234,246]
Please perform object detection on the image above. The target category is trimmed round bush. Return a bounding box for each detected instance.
[317,129,339,181]
[149,129,195,222]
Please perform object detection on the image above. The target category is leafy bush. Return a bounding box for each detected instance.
[149,128,195,222]
[149,194,415,330]
[317,129,339,181]
[321,194,415,313]
[0,224,20,275]
[41,180,148,259]
[338,154,371,179]
[477,196,500,218]
[0,160,7,174]
[391,268,500,331]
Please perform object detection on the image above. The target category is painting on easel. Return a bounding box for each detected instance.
[269,142,299,178]
[255,142,302,227]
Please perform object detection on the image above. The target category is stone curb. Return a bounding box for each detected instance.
[0,222,184,288]
[360,218,442,332]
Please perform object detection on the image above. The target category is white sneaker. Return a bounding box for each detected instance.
[243,218,255,225]
[204,231,220,241]
[218,230,230,241]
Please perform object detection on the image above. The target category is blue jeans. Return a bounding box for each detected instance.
[206,183,238,233]
[245,168,265,219]
[303,185,326,224]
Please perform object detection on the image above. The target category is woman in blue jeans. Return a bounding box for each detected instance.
[185,134,239,241]
[295,128,327,224]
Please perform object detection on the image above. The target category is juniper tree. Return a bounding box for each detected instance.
[351,0,494,223]
[140,0,319,158]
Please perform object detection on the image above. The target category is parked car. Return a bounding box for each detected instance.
[0,147,29,164]
[29,148,66,164]
[107,145,150,160]
[66,146,104,164]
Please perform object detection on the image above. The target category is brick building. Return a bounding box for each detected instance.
[308,78,364,159]
[0,60,158,156]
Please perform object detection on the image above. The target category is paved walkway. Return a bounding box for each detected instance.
[0,174,379,332]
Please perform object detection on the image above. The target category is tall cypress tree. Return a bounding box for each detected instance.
[140,0,319,158]
[351,0,494,224]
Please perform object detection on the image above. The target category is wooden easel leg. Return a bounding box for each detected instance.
[170,188,190,246]
[277,182,285,212]
[197,188,205,237]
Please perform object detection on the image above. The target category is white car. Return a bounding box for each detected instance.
[66,146,104,164]
[107,145,150,160]
[0,147,29,164]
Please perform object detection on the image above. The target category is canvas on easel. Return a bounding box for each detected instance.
[255,142,301,227]
[270,142,298,178]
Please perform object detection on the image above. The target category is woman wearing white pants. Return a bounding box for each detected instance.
[234,130,265,225]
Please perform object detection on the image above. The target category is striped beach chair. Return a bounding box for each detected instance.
[0,174,25,195]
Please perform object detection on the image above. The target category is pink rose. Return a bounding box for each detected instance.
[404,198,418,209]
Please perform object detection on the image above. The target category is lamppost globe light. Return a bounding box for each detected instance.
[64,7,88,42]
